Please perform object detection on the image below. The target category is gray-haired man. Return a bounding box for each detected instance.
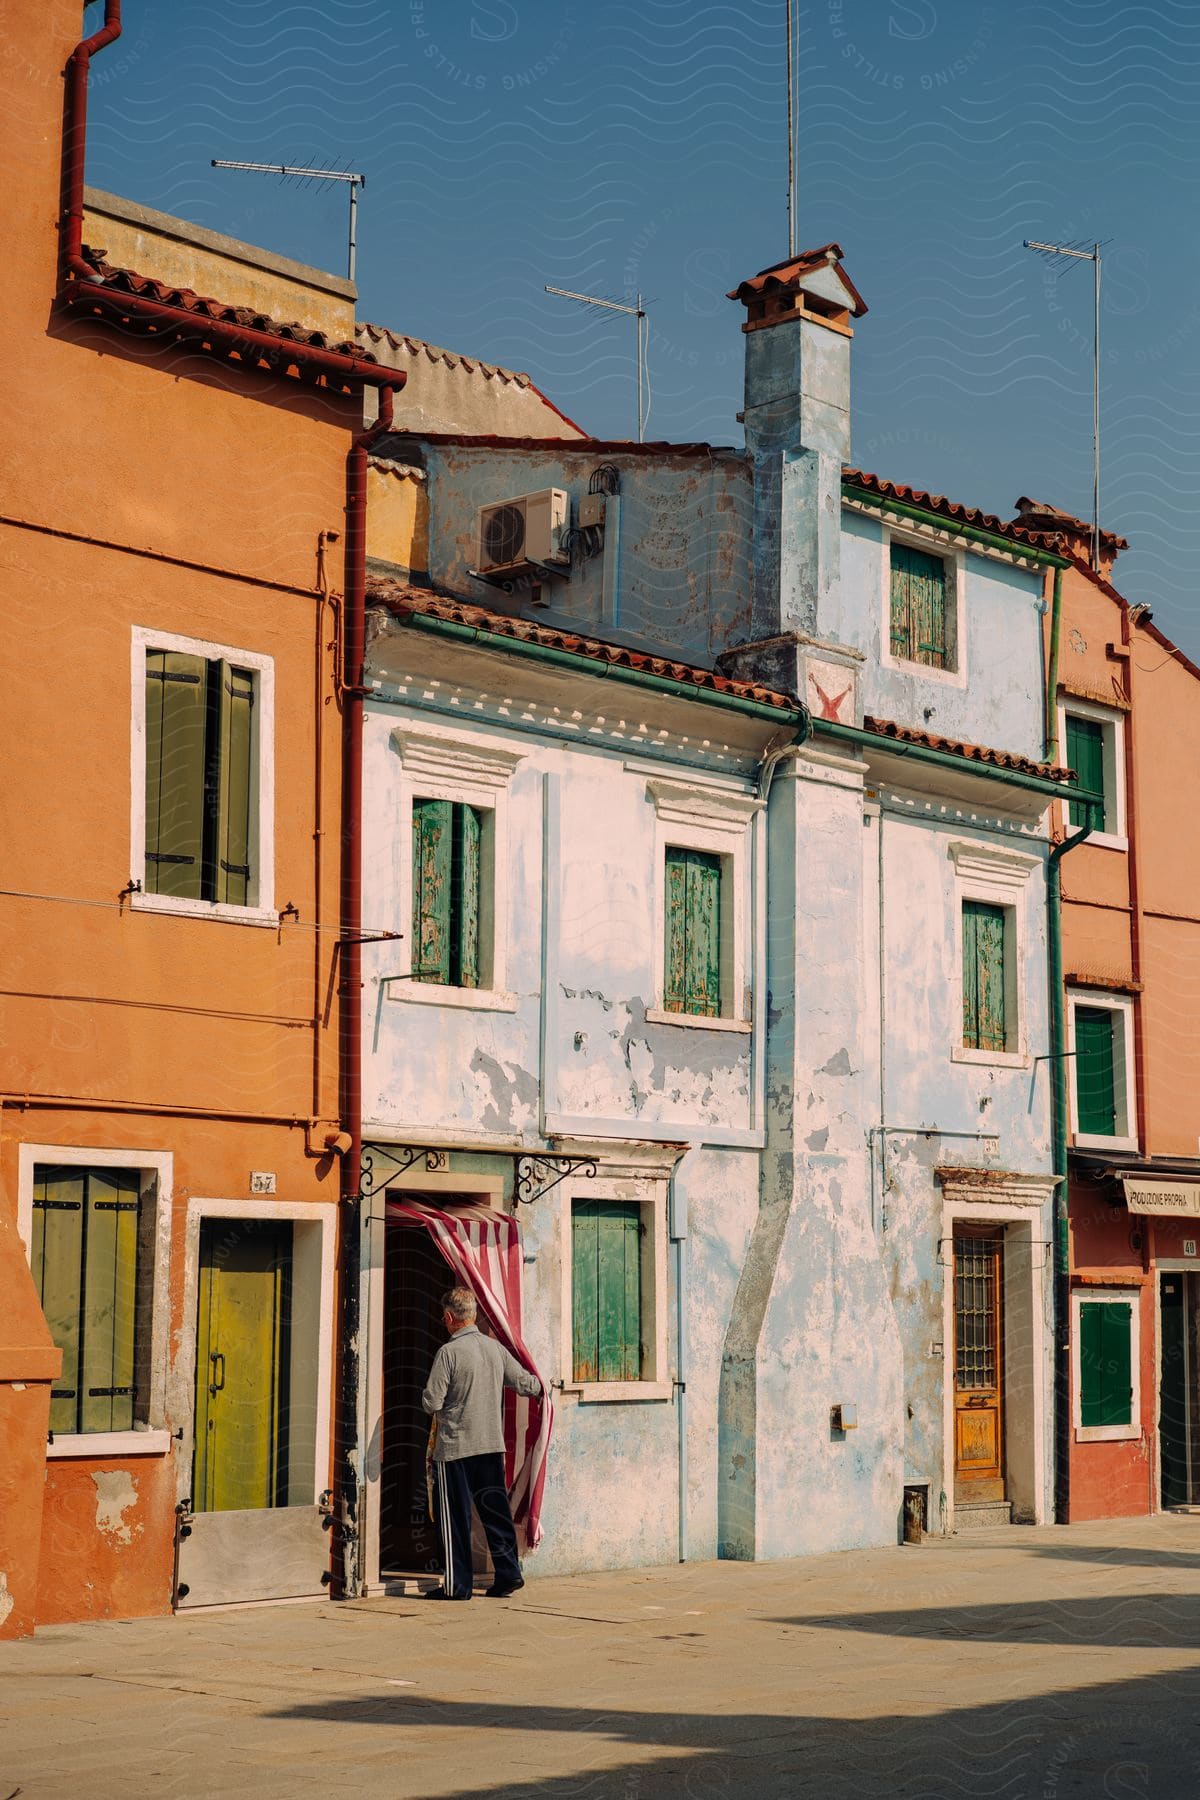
[421,1284,542,1600]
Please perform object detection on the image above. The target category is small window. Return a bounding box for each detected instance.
[1075,1005,1120,1137]
[571,1200,643,1382]
[962,900,1008,1052]
[1078,1299,1133,1429]
[890,543,949,670]
[31,1165,150,1436]
[145,649,256,905]
[1065,713,1105,830]
[412,798,485,987]
[664,846,722,1017]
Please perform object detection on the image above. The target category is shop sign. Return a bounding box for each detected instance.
[1122,1177,1200,1217]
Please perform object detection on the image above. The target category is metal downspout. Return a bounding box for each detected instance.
[1048,811,1096,1526]
[60,2,123,283]
[675,1224,688,1563]
[334,384,399,1598]
[1045,567,1064,762]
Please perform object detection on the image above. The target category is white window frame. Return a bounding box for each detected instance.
[949,840,1038,1069]
[558,1173,671,1403]
[130,625,276,927]
[879,523,968,689]
[384,724,526,1012]
[645,778,758,1032]
[16,1143,173,1459]
[1067,988,1138,1151]
[1057,696,1127,850]
[1072,1286,1141,1443]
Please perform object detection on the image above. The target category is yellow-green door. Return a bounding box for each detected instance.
[194,1220,292,1513]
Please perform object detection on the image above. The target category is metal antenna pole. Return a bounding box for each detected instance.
[1024,237,1108,571]
[545,284,649,441]
[786,0,797,256]
[211,160,366,283]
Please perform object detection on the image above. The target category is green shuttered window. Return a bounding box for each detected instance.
[1066,714,1106,831]
[890,543,949,669]
[145,651,255,905]
[572,1200,643,1383]
[1075,1005,1118,1136]
[412,798,483,987]
[1079,1300,1133,1428]
[665,847,722,1017]
[962,901,1008,1052]
[31,1166,142,1436]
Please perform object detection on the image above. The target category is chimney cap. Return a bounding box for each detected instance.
[727,244,868,320]
[1012,496,1128,560]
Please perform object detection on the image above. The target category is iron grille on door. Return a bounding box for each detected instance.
[954,1234,1002,1390]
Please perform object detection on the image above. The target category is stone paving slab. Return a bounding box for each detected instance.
[3,1518,1200,1798]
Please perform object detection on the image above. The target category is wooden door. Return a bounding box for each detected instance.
[953,1228,1005,1501]
[194,1220,291,1513]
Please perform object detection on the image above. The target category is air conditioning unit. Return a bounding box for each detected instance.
[477,488,569,573]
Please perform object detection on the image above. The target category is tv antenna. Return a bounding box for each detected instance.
[211,160,366,283]
[544,285,650,441]
[1024,237,1109,570]
[786,0,797,256]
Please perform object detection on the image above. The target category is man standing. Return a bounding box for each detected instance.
[421,1285,542,1600]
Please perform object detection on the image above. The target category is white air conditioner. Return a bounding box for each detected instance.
[477,488,569,573]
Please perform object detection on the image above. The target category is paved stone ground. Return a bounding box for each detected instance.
[4,1516,1200,1798]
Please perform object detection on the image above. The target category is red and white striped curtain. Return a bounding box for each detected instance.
[385,1198,552,1551]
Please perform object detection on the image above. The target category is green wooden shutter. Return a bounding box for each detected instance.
[1066,714,1106,830]
[1076,1006,1118,1135]
[963,901,1007,1051]
[145,649,206,898]
[1079,1300,1133,1428]
[452,803,482,989]
[32,1168,85,1436]
[412,799,453,982]
[81,1170,139,1433]
[572,1201,642,1382]
[890,544,948,669]
[665,848,722,1017]
[211,662,255,906]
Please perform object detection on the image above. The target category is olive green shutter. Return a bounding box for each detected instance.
[145,649,206,898]
[572,1201,641,1382]
[962,901,1007,1051]
[211,662,255,906]
[1079,1300,1133,1427]
[890,544,947,669]
[412,798,452,982]
[452,803,482,989]
[664,848,722,1017]
[1066,714,1105,830]
[32,1168,85,1436]
[81,1170,139,1433]
[1075,1006,1117,1135]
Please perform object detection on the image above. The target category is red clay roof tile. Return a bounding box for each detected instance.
[843,468,1067,555]
[862,715,1072,783]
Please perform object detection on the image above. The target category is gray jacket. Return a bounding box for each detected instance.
[421,1325,542,1463]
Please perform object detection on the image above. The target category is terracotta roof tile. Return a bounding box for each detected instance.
[74,247,372,361]
[727,244,868,317]
[862,715,1073,783]
[843,467,1067,555]
[358,322,530,386]
[1014,496,1128,555]
[367,580,799,712]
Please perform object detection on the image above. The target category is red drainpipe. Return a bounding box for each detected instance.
[56,0,405,1595]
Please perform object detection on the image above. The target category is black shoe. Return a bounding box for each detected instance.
[485,1579,525,1598]
[423,1587,471,1600]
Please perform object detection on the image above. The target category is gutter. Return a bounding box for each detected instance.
[389,609,810,729]
[843,484,1071,571]
[810,718,1099,813]
[1047,812,1097,1527]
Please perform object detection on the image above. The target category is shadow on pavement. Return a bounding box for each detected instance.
[776,1591,1200,1649]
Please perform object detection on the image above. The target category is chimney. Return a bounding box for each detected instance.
[728,246,867,645]
[1011,496,1128,583]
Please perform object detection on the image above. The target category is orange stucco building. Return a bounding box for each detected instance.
[1022,499,1200,1521]
[0,0,406,1634]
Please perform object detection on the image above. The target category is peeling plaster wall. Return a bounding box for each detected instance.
[381,441,754,666]
[36,1458,176,1624]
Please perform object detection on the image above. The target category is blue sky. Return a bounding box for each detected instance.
[88,0,1200,647]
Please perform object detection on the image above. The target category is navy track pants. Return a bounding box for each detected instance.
[434,1451,521,1600]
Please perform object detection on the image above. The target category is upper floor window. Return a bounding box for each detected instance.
[411,797,487,988]
[949,840,1037,1069]
[1069,990,1136,1148]
[664,846,723,1018]
[962,899,1010,1053]
[890,543,950,670]
[132,628,275,925]
[1060,700,1126,846]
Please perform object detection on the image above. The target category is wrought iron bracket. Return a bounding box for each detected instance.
[361,1142,449,1200]
[515,1153,597,1206]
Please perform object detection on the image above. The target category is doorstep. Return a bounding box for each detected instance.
[955,1500,1013,1531]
